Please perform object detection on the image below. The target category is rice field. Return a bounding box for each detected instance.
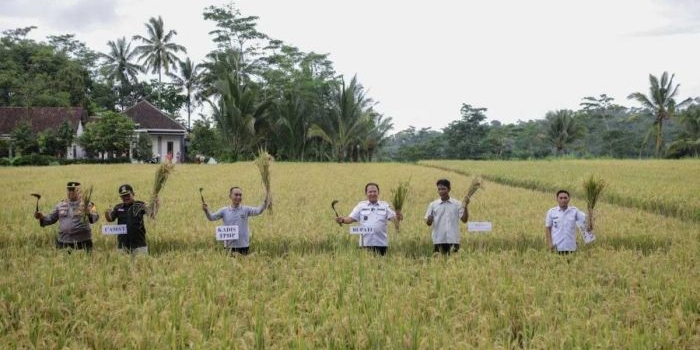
[419,159,700,222]
[0,162,698,349]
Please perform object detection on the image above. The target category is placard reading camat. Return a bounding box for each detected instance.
[102,224,127,235]
[350,226,374,235]
[467,222,492,232]
[216,225,239,241]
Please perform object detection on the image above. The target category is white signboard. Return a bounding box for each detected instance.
[102,224,127,235]
[350,226,374,235]
[216,225,239,241]
[467,222,492,232]
[583,230,596,244]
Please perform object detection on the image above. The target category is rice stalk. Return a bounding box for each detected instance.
[463,176,484,206]
[80,185,93,223]
[255,148,273,214]
[582,174,606,231]
[149,163,175,218]
[390,179,410,232]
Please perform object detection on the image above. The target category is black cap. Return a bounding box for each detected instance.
[66,181,81,189]
[118,184,134,195]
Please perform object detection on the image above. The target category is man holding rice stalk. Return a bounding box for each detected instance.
[104,184,152,255]
[34,181,99,251]
[335,182,402,256]
[424,179,470,255]
[545,190,587,254]
[202,187,271,255]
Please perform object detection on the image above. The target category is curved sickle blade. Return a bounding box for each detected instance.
[331,200,341,226]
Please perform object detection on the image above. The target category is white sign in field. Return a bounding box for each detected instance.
[467,222,492,232]
[350,226,374,235]
[216,225,239,241]
[102,224,127,235]
[583,230,596,244]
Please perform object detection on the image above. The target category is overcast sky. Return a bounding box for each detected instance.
[2,0,700,132]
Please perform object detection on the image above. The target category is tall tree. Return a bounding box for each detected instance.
[100,37,142,87]
[133,16,187,107]
[211,73,271,160]
[545,110,584,155]
[79,111,136,159]
[442,104,489,159]
[308,75,374,162]
[167,57,202,129]
[627,72,693,157]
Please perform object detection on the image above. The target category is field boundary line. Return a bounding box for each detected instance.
[419,163,699,223]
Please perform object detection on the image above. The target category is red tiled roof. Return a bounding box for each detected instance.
[0,107,87,135]
[123,100,187,131]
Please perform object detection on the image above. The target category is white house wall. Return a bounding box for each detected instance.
[150,134,184,163]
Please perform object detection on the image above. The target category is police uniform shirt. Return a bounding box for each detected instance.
[545,205,586,252]
[206,203,266,248]
[348,200,396,247]
[424,197,464,244]
[41,199,99,243]
[109,200,148,249]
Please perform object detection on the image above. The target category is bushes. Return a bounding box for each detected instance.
[1,156,132,166]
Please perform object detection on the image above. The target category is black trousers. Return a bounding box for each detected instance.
[434,243,460,255]
[363,246,387,256]
[228,247,250,255]
[56,239,93,252]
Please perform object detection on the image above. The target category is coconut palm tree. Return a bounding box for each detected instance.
[211,73,272,160]
[133,16,187,107]
[307,75,374,162]
[167,57,202,129]
[627,72,693,157]
[545,110,584,155]
[101,37,142,87]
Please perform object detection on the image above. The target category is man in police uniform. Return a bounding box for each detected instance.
[35,181,99,251]
[335,182,402,256]
[104,184,150,255]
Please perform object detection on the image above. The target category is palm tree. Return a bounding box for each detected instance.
[627,72,693,157]
[101,37,142,87]
[545,110,584,155]
[167,57,202,129]
[211,73,271,160]
[361,113,393,161]
[666,105,700,158]
[133,16,187,107]
[308,75,374,162]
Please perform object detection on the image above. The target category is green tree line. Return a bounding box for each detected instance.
[1,3,698,161]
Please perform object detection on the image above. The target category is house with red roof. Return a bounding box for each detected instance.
[1,101,186,162]
[123,100,187,163]
[0,107,89,158]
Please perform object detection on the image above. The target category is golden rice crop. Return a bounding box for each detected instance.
[0,162,698,349]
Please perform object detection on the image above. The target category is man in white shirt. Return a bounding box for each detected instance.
[545,190,586,254]
[336,182,402,256]
[425,179,469,255]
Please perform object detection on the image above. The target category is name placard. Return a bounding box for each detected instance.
[350,226,374,235]
[583,230,596,244]
[102,224,127,235]
[216,225,239,241]
[467,222,492,232]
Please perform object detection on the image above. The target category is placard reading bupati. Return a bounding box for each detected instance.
[467,222,492,232]
[102,224,127,235]
[216,225,239,241]
[350,226,374,235]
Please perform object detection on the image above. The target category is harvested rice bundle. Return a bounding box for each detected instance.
[582,174,606,232]
[390,179,410,232]
[149,163,174,218]
[255,148,273,214]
